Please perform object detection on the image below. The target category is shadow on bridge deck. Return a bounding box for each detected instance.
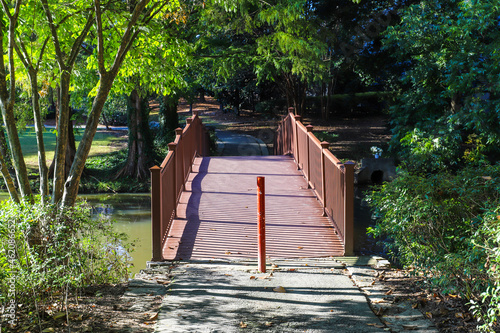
[163,156,343,260]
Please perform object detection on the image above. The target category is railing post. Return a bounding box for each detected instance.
[175,128,184,187]
[168,142,178,218]
[192,110,201,155]
[257,176,266,273]
[305,125,313,186]
[343,161,355,256]
[185,117,194,155]
[150,165,162,261]
[320,141,329,216]
[294,115,302,169]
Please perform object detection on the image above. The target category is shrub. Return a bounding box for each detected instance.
[0,199,132,329]
[367,164,500,330]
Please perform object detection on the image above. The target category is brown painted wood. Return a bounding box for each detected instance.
[163,156,343,261]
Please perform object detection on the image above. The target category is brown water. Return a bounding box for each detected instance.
[80,193,151,276]
[0,192,152,276]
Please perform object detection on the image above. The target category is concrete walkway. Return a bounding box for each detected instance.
[216,130,269,156]
[155,258,386,333]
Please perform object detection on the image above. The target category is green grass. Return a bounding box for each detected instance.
[19,128,127,172]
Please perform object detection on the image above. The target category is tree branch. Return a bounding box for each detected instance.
[0,0,13,20]
[36,36,51,71]
[41,0,65,66]
[13,38,31,70]
[67,12,95,67]
[7,0,22,107]
[95,0,106,73]
[108,0,150,74]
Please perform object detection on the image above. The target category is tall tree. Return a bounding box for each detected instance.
[61,0,178,207]
[112,3,192,179]
[41,0,94,203]
[0,0,33,200]
[12,1,52,202]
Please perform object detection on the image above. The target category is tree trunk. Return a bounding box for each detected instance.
[159,94,179,139]
[49,92,76,182]
[29,71,49,201]
[52,72,71,204]
[0,149,19,203]
[0,4,33,200]
[61,74,115,207]
[116,89,153,180]
[234,88,240,116]
[0,127,10,166]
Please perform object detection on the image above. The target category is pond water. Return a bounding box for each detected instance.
[0,192,152,276]
[79,193,151,276]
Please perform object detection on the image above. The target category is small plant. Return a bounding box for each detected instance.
[370,146,383,158]
[0,198,132,331]
[314,131,338,143]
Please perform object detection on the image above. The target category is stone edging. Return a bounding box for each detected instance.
[340,257,439,332]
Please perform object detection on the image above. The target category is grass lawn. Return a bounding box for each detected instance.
[19,128,128,172]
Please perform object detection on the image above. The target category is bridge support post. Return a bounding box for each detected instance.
[343,161,355,256]
[168,142,178,218]
[257,176,266,273]
[305,125,313,187]
[320,141,330,216]
[294,115,302,169]
[150,165,162,261]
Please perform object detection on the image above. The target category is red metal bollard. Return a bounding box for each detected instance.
[257,176,266,273]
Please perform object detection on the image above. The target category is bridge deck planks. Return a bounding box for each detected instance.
[163,156,344,261]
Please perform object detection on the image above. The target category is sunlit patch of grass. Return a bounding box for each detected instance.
[18,128,127,172]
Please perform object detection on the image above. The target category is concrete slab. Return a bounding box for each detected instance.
[155,259,386,333]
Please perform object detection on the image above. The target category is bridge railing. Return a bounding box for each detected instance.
[275,109,354,255]
[150,111,210,261]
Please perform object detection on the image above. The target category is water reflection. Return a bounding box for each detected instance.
[79,193,151,276]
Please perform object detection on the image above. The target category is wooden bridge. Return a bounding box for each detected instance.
[150,109,355,262]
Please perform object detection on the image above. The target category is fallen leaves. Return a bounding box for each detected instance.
[273,286,286,293]
[239,321,248,328]
[147,313,158,321]
[402,324,418,330]
[156,279,171,285]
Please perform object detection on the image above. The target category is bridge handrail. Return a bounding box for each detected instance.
[150,111,210,261]
[275,109,354,255]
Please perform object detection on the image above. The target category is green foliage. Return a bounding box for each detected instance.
[383,0,500,167]
[399,127,461,173]
[0,199,131,325]
[367,164,500,330]
[80,150,152,193]
[101,94,128,126]
[313,131,338,143]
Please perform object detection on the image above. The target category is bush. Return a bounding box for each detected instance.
[367,164,500,330]
[0,199,132,329]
